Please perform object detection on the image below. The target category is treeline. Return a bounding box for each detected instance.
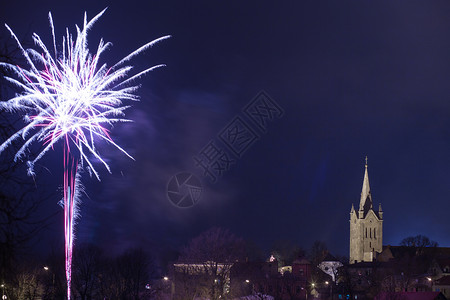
[2,245,154,300]
[1,227,336,300]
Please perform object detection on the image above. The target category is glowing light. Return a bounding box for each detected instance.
[0,9,169,300]
[0,9,170,179]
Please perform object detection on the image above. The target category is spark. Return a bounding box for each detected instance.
[0,8,169,300]
[0,8,170,179]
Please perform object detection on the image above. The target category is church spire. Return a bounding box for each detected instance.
[350,157,383,264]
[359,156,373,212]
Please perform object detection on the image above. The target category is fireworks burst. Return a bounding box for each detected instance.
[1,8,169,178]
[0,8,169,299]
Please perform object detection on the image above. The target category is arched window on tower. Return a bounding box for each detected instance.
[370,228,372,238]
[374,228,376,239]
[365,228,367,238]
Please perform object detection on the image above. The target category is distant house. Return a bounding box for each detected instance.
[374,291,447,300]
[229,260,278,297]
[338,245,450,299]
[229,258,312,299]
[434,276,450,299]
[429,257,450,278]
[171,261,233,299]
[292,258,311,281]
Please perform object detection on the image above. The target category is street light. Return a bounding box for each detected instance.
[44,266,55,299]
[325,280,333,299]
[427,277,434,292]
[1,284,6,300]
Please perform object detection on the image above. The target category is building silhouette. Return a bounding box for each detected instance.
[349,157,383,264]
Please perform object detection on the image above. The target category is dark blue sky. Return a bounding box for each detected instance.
[2,1,450,261]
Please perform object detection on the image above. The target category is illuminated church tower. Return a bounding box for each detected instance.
[349,157,383,264]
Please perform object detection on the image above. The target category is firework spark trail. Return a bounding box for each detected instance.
[0,9,169,299]
[64,149,79,300]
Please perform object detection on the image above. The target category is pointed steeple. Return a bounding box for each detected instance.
[359,156,373,213]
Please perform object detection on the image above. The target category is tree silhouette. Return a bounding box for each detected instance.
[175,227,246,300]
[0,33,57,291]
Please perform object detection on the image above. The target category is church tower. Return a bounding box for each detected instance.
[349,157,383,264]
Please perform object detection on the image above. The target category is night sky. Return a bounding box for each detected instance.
[2,1,450,262]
